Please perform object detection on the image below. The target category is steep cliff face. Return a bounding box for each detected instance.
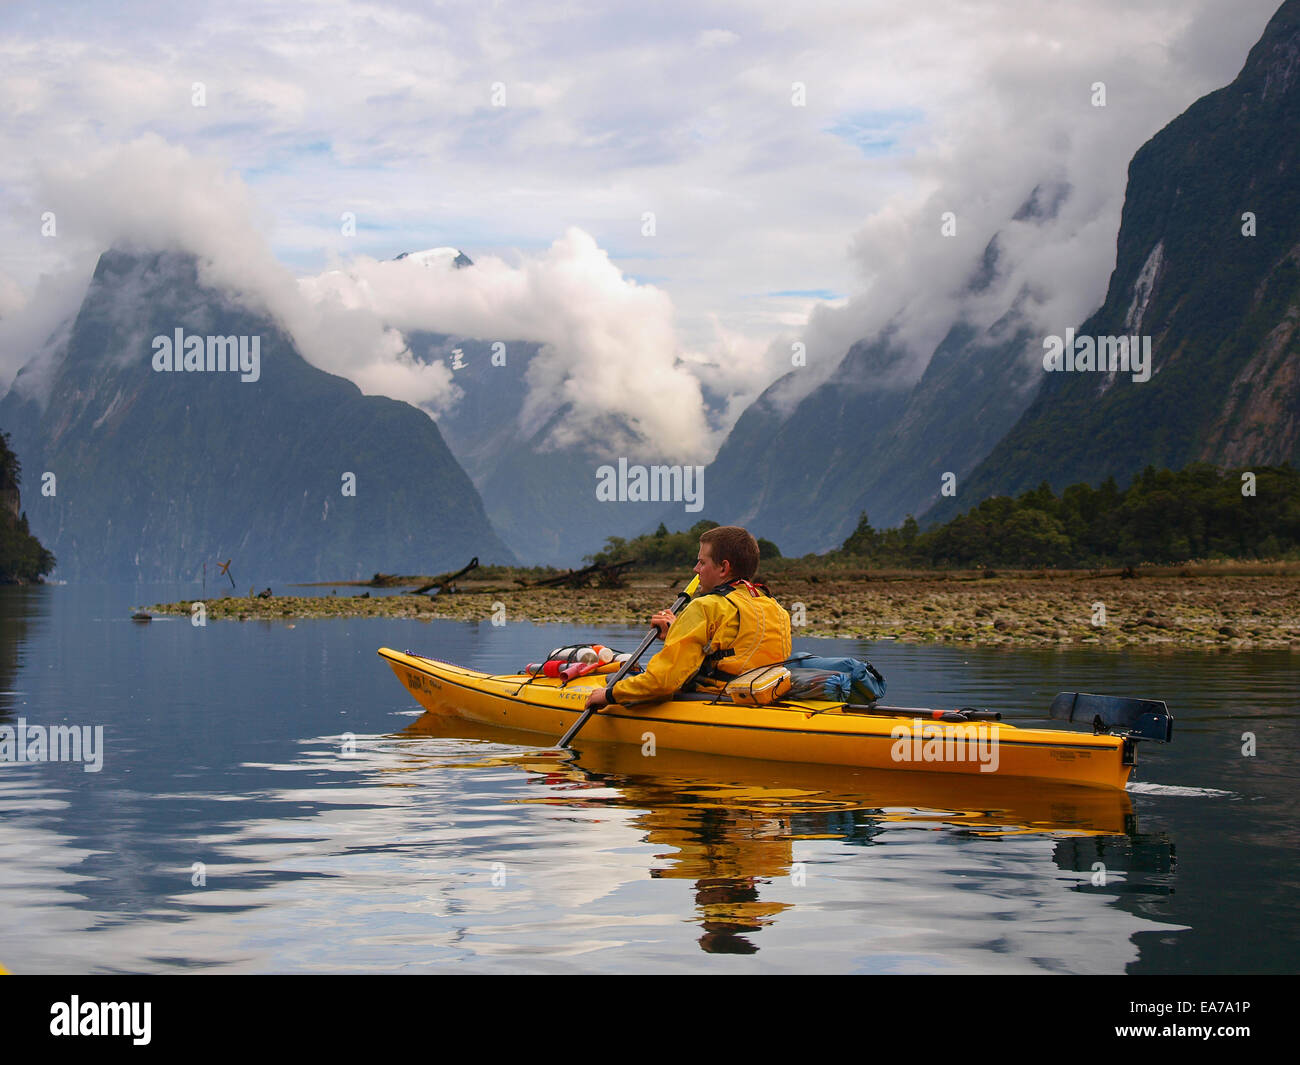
[0,248,513,582]
[935,0,1300,520]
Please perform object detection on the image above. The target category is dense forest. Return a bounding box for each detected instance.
[0,431,56,582]
[587,464,1300,570]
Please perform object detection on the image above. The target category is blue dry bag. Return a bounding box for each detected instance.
[784,653,886,703]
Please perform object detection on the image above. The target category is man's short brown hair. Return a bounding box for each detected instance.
[699,525,759,581]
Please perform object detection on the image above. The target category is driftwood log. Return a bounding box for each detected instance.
[365,556,636,596]
[516,558,636,589]
[413,557,480,595]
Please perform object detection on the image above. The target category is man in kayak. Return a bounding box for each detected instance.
[584,525,791,709]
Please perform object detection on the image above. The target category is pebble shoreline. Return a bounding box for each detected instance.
[148,574,1300,650]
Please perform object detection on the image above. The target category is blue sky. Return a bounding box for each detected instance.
[825,109,927,157]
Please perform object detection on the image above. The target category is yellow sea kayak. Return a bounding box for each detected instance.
[379,648,1169,790]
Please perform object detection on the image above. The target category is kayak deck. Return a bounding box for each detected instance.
[378,648,1135,790]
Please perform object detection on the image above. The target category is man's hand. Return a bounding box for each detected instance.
[650,609,677,639]
[584,687,609,710]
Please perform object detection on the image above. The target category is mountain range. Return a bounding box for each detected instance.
[703,0,1298,553]
[405,327,709,566]
[700,181,1074,556]
[929,0,1300,519]
[0,248,512,582]
[2,2,1295,577]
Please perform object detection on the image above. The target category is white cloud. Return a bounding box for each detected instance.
[0,261,96,396]
[36,135,286,309]
[298,228,712,458]
[5,136,712,456]
[0,270,24,318]
[697,29,740,49]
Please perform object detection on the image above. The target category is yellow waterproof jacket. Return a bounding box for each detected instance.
[609,580,792,705]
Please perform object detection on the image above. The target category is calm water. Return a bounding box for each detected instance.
[0,583,1296,973]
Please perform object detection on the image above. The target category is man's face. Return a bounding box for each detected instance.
[694,542,731,591]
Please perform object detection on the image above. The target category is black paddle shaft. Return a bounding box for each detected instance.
[556,579,698,749]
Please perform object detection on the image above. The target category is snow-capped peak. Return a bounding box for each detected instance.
[394,247,474,269]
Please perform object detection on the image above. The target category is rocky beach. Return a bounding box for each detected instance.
[148,569,1300,651]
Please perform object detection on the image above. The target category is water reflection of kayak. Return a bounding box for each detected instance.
[400,710,1139,957]
[399,708,1135,838]
[381,649,1156,791]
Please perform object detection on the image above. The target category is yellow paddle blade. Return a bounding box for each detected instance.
[685,575,700,595]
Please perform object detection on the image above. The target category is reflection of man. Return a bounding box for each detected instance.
[584,525,791,710]
[696,878,766,955]
[645,805,793,955]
